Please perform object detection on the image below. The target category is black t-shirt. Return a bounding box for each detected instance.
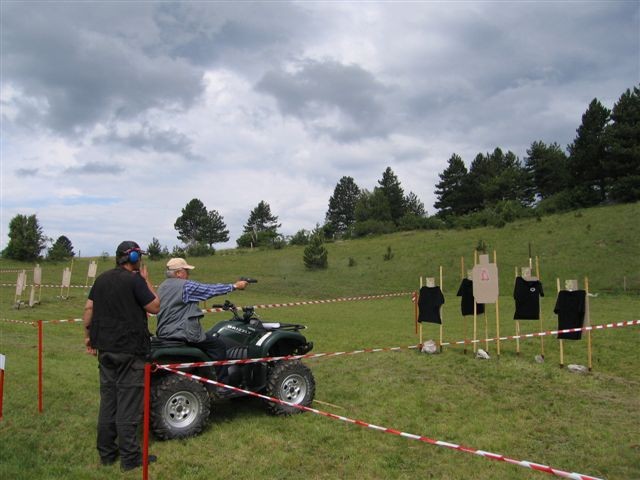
[513,277,544,320]
[554,290,586,340]
[89,267,155,355]
[456,278,485,316]
[418,286,445,324]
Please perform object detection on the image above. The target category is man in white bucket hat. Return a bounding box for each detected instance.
[156,258,248,380]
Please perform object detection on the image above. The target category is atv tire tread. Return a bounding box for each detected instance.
[151,374,210,440]
[264,360,315,416]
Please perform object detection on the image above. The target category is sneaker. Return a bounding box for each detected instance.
[121,454,157,472]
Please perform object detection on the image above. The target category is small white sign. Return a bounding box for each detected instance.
[33,264,42,285]
[62,268,72,288]
[0,354,5,370]
[87,261,98,278]
[15,271,26,296]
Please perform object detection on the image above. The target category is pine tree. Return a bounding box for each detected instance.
[377,167,406,224]
[403,191,426,217]
[200,209,230,248]
[47,235,74,261]
[174,199,208,246]
[147,237,164,260]
[303,227,328,269]
[524,141,570,200]
[604,86,640,202]
[434,153,471,216]
[325,176,360,237]
[567,98,610,204]
[243,200,281,234]
[239,201,281,247]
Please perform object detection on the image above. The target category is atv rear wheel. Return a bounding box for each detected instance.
[151,374,210,440]
[264,360,315,415]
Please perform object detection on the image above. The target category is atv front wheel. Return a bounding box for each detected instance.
[264,360,315,415]
[151,374,211,440]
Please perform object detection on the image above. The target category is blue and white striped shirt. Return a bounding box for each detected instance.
[182,280,234,303]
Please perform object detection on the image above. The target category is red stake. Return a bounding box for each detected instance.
[142,362,151,480]
[38,320,43,413]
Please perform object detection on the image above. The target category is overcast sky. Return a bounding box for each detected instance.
[1,1,638,257]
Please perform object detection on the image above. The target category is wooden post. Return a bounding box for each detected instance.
[461,257,467,354]
[0,354,5,420]
[515,267,520,355]
[414,290,418,335]
[419,277,423,346]
[536,256,544,358]
[494,250,500,357]
[556,278,564,368]
[585,276,592,371]
[38,320,43,412]
[439,266,444,352]
[473,251,478,353]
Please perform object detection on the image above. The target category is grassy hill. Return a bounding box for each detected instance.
[0,202,638,479]
[2,202,639,305]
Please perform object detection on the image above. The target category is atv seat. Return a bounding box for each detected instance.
[149,336,210,362]
[150,337,190,348]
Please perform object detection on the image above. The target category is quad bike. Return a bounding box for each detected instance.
[149,287,315,440]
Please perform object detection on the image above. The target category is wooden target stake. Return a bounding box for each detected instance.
[414,289,418,335]
[419,277,423,346]
[585,276,593,371]
[535,256,544,358]
[461,257,468,354]
[473,251,478,353]
[514,266,521,355]
[556,277,564,368]
[494,250,500,357]
[439,266,444,352]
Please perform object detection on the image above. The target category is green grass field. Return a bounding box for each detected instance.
[0,203,639,479]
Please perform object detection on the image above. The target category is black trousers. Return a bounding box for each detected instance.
[97,351,145,468]
[192,330,227,382]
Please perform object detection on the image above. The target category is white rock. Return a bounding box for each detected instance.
[567,364,589,374]
[476,348,490,360]
[421,340,438,354]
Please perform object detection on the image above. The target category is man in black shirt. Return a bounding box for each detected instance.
[83,241,160,471]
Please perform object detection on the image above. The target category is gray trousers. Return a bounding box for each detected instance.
[97,352,145,468]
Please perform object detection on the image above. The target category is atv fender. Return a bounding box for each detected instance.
[255,330,313,356]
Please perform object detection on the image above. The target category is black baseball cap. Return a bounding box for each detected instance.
[116,241,144,257]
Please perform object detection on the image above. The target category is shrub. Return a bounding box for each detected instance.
[303,232,328,269]
[186,242,215,257]
[289,229,310,246]
[397,214,445,231]
[352,220,396,237]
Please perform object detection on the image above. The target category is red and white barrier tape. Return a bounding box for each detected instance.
[0,292,412,325]
[160,345,419,369]
[158,319,640,369]
[0,284,89,288]
[157,365,602,480]
[439,319,640,347]
[199,292,412,314]
[0,318,37,326]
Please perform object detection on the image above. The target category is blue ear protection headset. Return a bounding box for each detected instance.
[117,247,142,264]
[127,249,141,263]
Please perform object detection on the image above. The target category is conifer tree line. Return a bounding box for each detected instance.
[3,86,637,261]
